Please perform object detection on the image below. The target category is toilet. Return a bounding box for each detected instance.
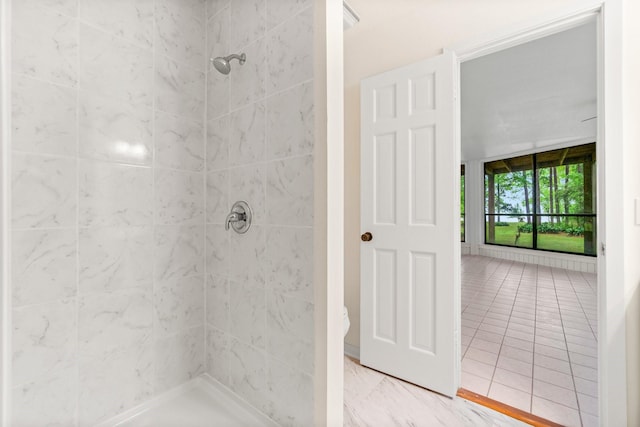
[343,306,350,337]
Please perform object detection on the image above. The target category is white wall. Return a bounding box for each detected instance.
[344,1,639,423]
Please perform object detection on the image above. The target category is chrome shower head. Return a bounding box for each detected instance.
[211,53,246,75]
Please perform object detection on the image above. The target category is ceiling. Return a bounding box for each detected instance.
[461,21,597,161]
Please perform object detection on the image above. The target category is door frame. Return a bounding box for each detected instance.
[0,0,11,424]
[450,1,625,425]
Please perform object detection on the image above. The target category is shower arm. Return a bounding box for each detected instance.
[226,53,246,65]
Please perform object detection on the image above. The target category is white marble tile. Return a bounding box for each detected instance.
[266,226,313,302]
[533,365,574,390]
[266,291,313,374]
[22,0,78,16]
[156,54,206,121]
[155,225,205,281]
[227,336,267,412]
[12,299,77,386]
[266,0,311,30]
[266,6,312,94]
[266,155,313,226]
[207,71,230,120]
[266,80,313,160]
[155,111,205,172]
[155,326,205,393]
[207,0,230,20]
[229,101,266,166]
[206,224,228,277]
[79,24,153,107]
[206,274,229,332]
[155,0,206,71]
[78,289,153,358]
[229,279,266,349]
[207,5,229,64]
[12,366,78,427]
[155,168,204,225]
[79,341,153,426]
[12,228,76,306]
[155,275,204,337]
[229,225,265,284]
[12,74,77,156]
[577,392,599,416]
[206,115,229,171]
[79,226,153,295]
[229,0,265,51]
[12,3,77,87]
[266,357,313,427]
[79,92,153,166]
[206,170,228,224]
[79,0,153,48]
[228,164,265,224]
[12,153,77,228]
[79,160,153,227]
[206,326,230,386]
[229,38,266,111]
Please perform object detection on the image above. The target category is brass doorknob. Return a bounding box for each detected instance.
[361,232,373,242]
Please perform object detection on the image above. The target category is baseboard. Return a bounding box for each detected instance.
[463,244,597,273]
[344,342,360,360]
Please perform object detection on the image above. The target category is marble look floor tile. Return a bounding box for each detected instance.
[461,357,495,380]
[345,357,526,427]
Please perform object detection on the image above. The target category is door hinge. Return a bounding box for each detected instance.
[601,242,606,256]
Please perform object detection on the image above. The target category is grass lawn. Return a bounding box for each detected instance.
[486,222,586,254]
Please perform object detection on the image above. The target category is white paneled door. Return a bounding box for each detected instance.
[360,52,458,397]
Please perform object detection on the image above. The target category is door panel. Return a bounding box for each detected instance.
[360,52,458,397]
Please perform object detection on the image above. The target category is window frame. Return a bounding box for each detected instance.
[483,143,597,257]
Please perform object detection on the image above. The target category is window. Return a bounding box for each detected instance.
[484,143,596,256]
[461,165,465,242]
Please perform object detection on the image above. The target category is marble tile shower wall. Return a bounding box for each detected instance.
[204,1,315,426]
[11,0,207,425]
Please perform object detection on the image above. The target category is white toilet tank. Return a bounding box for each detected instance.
[343,306,350,337]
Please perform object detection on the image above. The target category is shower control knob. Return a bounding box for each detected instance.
[361,232,373,242]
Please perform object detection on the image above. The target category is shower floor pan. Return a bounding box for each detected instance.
[97,376,279,427]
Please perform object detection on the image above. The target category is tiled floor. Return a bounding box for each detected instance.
[344,356,527,427]
[461,255,598,427]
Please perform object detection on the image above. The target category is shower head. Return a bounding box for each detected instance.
[211,53,246,75]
